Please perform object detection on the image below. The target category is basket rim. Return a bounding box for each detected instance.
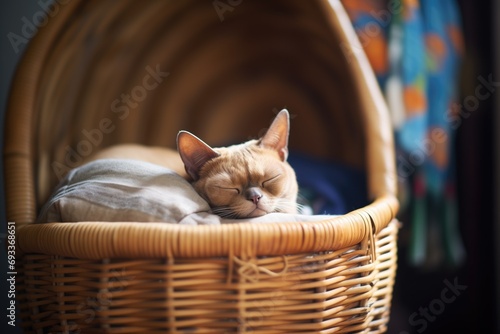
[16,196,398,259]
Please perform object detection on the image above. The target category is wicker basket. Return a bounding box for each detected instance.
[5,0,400,333]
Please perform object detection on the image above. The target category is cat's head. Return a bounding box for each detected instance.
[177,109,298,218]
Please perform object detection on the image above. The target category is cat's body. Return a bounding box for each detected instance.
[87,109,298,218]
[87,144,188,178]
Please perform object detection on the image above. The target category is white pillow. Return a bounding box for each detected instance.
[37,159,333,225]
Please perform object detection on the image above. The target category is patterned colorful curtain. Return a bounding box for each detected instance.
[342,0,466,268]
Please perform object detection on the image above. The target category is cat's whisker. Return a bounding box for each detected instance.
[295,202,308,212]
[211,206,239,219]
[273,198,308,215]
[212,203,256,219]
[231,203,258,218]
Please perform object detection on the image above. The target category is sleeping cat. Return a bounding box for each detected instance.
[87,109,298,218]
[178,109,298,218]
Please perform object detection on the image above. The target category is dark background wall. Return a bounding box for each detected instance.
[1,1,497,334]
[2,2,49,333]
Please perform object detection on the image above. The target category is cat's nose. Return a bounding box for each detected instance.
[246,187,263,204]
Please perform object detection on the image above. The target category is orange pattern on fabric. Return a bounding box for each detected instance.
[363,35,389,74]
[404,86,427,115]
[342,1,383,14]
[447,25,464,55]
[426,33,447,61]
[403,0,419,20]
[428,128,449,168]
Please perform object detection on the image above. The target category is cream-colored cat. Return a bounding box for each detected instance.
[88,109,298,218]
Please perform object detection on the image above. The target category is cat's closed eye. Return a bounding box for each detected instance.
[260,174,283,195]
[217,186,240,194]
[262,174,281,188]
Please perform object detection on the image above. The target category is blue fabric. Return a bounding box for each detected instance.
[289,153,368,215]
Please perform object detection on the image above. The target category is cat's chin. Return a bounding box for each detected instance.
[245,208,268,218]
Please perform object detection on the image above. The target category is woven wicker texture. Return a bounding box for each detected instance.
[16,221,398,333]
[4,0,400,332]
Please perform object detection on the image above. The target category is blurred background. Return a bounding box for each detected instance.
[342,1,498,333]
[1,1,498,333]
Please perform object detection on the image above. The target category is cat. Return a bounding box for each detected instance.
[177,109,298,218]
[86,109,298,218]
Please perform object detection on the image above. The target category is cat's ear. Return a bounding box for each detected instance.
[177,131,220,181]
[259,109,290,161]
